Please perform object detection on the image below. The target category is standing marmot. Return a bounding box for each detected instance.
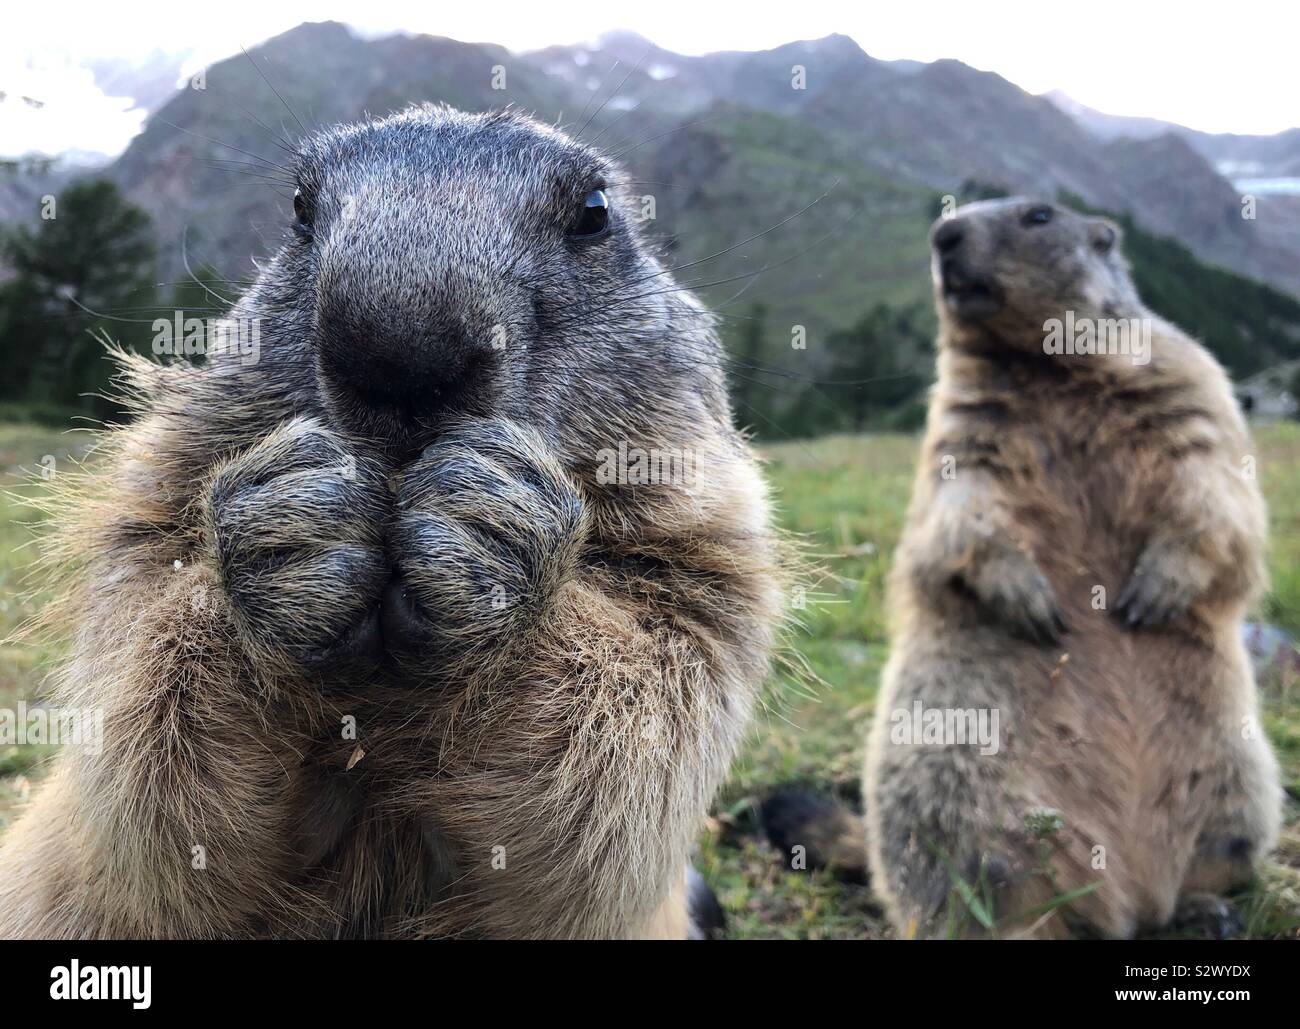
[864,198,1281,938]
[0,106,784,938]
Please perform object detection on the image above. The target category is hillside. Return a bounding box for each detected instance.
[4,21,1299,438]
[89,22,1300,297]
[1045,89,1300,180]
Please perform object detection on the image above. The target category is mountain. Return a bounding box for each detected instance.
[1045,90,1300,185]
[529,33,1300,295]
[104,22,576,290]
[1042,90,1176,142]
[5,22,1299,436]
[91,22,1300,299]
[523,30,913,118]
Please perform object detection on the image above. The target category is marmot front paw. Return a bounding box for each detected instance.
[965,549,1069,645]
[1114,539,1212,629]
[381,417,588,673]
[207,417,391,669]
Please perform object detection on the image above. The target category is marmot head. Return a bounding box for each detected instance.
[928,198,1138,348]
[232,104,730,467]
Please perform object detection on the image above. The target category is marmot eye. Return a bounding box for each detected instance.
[568,189,610,240]
[1023,205,1054,227]
[293,188,310,227]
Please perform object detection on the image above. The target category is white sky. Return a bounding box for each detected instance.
[2,0,1297,158]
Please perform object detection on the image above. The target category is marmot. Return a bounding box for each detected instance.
[864,198,1281,938]
[0,106,784,938]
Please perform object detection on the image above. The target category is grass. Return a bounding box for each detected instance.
[0,423,90,815]
[1,420,1298,937]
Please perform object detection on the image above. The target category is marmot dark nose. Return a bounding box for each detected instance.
[314,292,496,423]
[931,219,965,255]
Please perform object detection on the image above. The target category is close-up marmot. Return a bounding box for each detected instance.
[864,198,1282,938]
[0,106,785,938]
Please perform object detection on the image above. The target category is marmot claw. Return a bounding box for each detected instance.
[966,551,1069,645]
[1114,540,1207,629]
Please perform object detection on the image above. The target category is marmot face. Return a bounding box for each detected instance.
[258,104,726,464]
[929,198,1138,347]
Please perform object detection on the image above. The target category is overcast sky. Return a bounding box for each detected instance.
[3,0,1297,157]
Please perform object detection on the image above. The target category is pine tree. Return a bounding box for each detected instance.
[0,180,156,412]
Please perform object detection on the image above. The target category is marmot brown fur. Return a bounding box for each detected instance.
[0,106,784,938]
[864,198,1281,938]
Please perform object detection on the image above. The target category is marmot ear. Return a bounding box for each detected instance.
[1089,218,1121,254]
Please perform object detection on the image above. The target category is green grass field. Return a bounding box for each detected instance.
[1,420,1298,937]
